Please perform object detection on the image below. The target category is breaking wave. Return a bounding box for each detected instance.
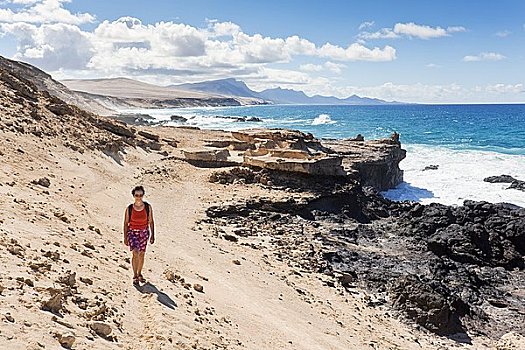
[311,114,336,125]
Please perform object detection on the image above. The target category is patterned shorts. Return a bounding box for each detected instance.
[127,227,149,252]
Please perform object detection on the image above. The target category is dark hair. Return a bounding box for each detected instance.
[131,185,145,195]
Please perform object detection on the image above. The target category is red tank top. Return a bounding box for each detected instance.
[129,205,148,230]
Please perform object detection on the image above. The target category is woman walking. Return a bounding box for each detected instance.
[123,185,155,286]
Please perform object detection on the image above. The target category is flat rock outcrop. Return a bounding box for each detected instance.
[182,129,405,189]
[324,133,406,190]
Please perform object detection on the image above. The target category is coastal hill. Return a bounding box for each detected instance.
[0,56,114,116]
[174,78,261,99]
[64,77,222,100]
[62,77,267,114]
[172,78,402,105]
[1,55,524,349]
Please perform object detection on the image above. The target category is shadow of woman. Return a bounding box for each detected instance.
[134,282,177,309]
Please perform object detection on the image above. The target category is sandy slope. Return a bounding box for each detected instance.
[2,124,515,350]
[62,78,218,100]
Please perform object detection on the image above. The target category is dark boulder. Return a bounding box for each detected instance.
[423,165,439,171]
[138,130,160,142]
[96,119,135,138]
[170,115,188,123]
[47,103,74,116]
[389,275,468,335]
[483,175,517,183]
[508,180,525,192]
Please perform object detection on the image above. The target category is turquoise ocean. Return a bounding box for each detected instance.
[122,104,525,207]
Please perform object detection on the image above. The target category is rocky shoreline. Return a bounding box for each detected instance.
[201,167,525,341]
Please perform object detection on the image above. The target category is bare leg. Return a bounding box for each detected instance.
[132,250,139,278]
[137,251,146,277]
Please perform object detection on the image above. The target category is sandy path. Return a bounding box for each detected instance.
[81,150,483,350]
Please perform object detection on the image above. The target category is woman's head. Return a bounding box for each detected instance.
[132,185,145,199]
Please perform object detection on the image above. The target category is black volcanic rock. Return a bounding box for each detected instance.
[508,180,525,192]
[203,173,525,338]
[116,113,156,126]
[482,174,525,192]
[389,275,469,335]
[423,164,439,171]
[484,175,517,183]
[170,115,188,123]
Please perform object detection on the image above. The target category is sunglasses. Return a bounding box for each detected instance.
[134,193,144,197]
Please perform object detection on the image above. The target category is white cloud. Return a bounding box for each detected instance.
[319,43,396,61]
[484,83,523,94]
[0,21,93,70]
[210,21,241,37]
[393,22,465,39]
[426,63,440,68]
[324,61,345,73]
[359,22,465,41]
[463,52,506,62]
[299,61,346,74]
[358,21,374,30]
[0,0,95,25]
[284,35,318,55]
[234,33,290,63]
[1,1,397,78]
[299,63,323,72]
[393,22,447,38]
[495,30,511,37]
[358,28,399,40]
[446,26,466,33]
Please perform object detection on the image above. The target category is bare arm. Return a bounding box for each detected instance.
[123,207,129,245]
[149,205,155,244]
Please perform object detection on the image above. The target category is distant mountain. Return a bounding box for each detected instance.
[172,78,260,99]
[174,78,404,105]
[256,87,311,104]
[257,87,402,105]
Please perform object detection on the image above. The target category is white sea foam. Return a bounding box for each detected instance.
[382,144,525,207]
[312,114,336,125]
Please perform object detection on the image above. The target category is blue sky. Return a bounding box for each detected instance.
[0,0,524,103]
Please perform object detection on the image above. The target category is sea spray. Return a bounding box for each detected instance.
[311,114,336,125]
[382,144,525,207]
